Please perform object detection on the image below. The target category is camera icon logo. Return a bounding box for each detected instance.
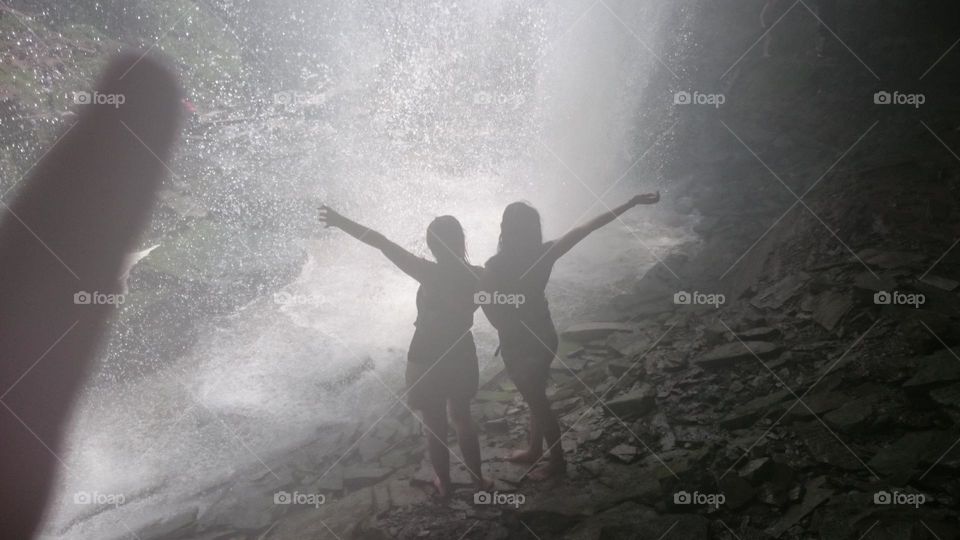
[474,291,492,305]
[74,291,92,305]
[673,490,691,504]
[874,291,892,305]
[674,91,692,105]
[874,91,892,105]
[474,490,492,504]
[273,92,292,105]
[874,490,891,504]
[73,491,91,504]
[274,491,292,505]
[73,91,92,105]
[673,291,692,305]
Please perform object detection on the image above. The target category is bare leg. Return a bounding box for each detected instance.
[507,414,543,463]
[516,378,565,481]
[421,404,451,497]
[449,397,493,490]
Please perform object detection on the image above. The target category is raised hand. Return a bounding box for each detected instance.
[631,191,660,205]
[318,204,345,228]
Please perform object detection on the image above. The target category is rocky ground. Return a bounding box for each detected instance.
[122,152,960,540]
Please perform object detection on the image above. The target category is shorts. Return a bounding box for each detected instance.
[405,332,479,411]
[500,330,558,394]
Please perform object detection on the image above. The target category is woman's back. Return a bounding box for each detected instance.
[410,260,482,361]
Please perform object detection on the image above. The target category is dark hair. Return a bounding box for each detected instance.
[497,201,542,255]
[427,215,467,264]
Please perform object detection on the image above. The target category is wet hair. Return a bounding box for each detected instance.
[497,201,542,255]
[426,215,467,264]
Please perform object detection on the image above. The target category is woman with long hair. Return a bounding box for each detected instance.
[319,206,493,497]
[480,193,660,480]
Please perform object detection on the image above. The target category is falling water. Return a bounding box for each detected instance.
[39,1,696,537]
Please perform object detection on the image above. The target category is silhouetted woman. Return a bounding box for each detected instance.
[480,193,660,480]
[319,206,493,497]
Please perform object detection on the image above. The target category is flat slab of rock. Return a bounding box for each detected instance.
[562,322,634,342]
[342,465,393,488]
[604,385,655,418]
[563,502,708,540]
[695,341,781,368]
[719,389,791,429]
[808,290,855,332]
[903,348,960,388]
[765,476,833,538]
[752,273,809,310]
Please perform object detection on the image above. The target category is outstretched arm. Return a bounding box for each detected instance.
[319,205,431,282]
[546,192,659,261]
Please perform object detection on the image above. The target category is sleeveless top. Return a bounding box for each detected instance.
[481,242,558,351]
[408,261,482,365]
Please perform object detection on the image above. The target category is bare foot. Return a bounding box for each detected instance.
[526,460,566,481]
[475,477,495,492]
[432,476,451,499]
[506,448,543,464]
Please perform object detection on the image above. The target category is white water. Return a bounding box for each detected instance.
[40,1,694,537]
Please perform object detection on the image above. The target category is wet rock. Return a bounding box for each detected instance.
[608,444,639,463]
[604,385,655,418]
[858,249,926,269]
[719,389,791,429]
[484,418,510,433]
[738,457,772,482]
[720,475,756,510]
[903,348,960,388]
[476,390,515,402]
[824,398,874,433]
[310,465,344,492]
[808,289,855,332]
[359,435,390,462]
[517,483,620,519]
[930,382,960,408]
[343,465,394,488]
[751,273,809,310]
[867,430,944,483]
[792,423,864,471]
[736,326,782,340]
[920,274,959,291]
[694,341,781,368]
[562,322,634,342]
[562,502,709,540]
[137,507,199,540]
[765,476,833,538]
